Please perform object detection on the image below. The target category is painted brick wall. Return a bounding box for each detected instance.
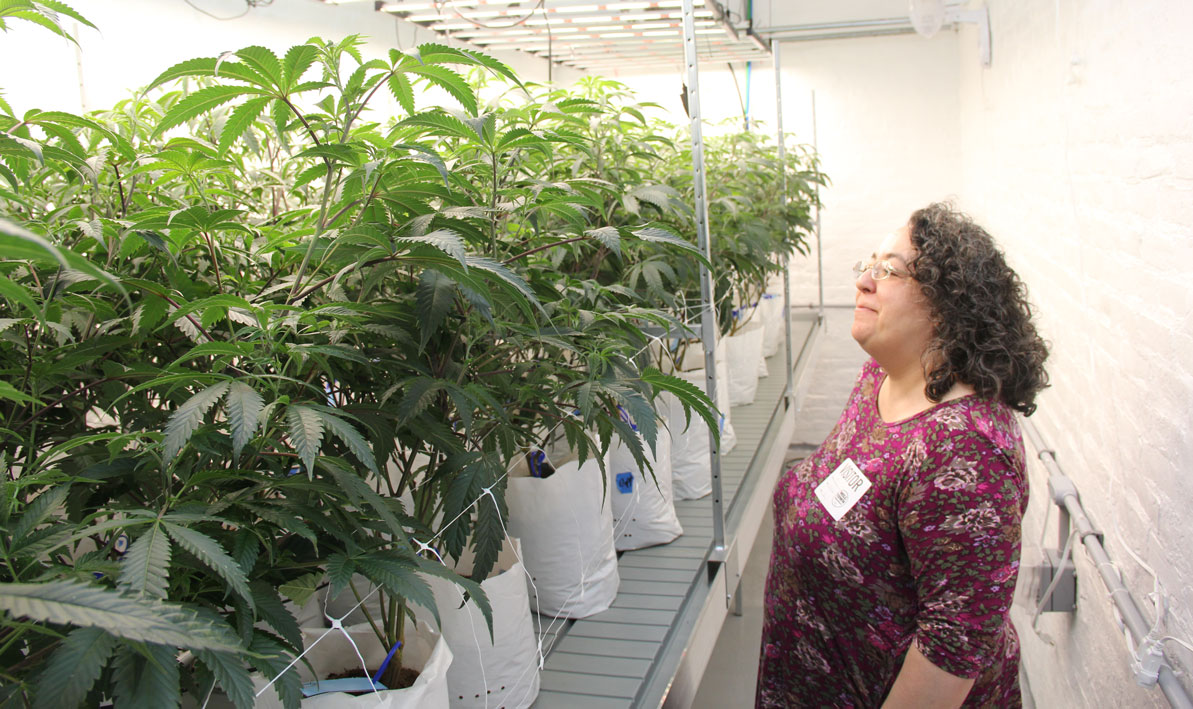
[772,33,965,309]
[955,1,1193,704]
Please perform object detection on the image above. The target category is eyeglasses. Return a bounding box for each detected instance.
[852,259,911,281]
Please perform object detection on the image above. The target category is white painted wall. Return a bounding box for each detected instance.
[0,0,578,116]
[954,1,1193,706]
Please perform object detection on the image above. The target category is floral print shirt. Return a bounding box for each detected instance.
[756,359,1027,708]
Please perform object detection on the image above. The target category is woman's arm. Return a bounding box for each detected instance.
[881,643,975,709]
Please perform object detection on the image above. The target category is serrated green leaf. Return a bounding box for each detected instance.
[325,461,409,543]
[326,553,355,598]
[164,522,254,611]
[152,85,261,139]
[235,45,282,86]
[277,572,320,608]
[316,410,378,474]
[399,111,478,142]
[195,649,256,709]
[225,380,264,461]
[0,580,244,652]
[0,217,124,295]
[415,268,455,351]
[465,255,539,307]
[586,226,621,257]
[387,70,415,116]
[470,478,507,584]
[167,340,252,369]
[642,366,718,439]
[249,631,303,709]
[413,556,493,641]
[496,127,544,153]
[32,626,117,709]
[630,225,703,258]
[10,484,68,542]
[395,228,466,265]
[112,642,180,708]
[286,404,323,475]
[395,377,443,424]
[282,43,318,91]
[218,96,269,155]
[0,273,40,317]
[163,381,230,462]
[406,64,477,115]
[118,520,171,599]
[355,555,438,627]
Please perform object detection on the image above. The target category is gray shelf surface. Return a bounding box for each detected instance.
[530,312,819,708]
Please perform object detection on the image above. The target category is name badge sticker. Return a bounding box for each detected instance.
[814,458,872,521]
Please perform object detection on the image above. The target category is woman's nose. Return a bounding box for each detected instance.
[856,269,876,293]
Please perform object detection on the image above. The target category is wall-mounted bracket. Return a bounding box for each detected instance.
[1035,548,1077,613]
[945,4,991,67]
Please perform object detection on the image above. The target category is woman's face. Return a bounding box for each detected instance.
[851,226,936,368]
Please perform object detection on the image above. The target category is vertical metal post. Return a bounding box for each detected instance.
[812,89,824,316]
[682,0,725,554]
[774,40,794,404]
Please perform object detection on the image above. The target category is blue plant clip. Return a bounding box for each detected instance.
[616,405,638,432]
[529,450,547,477]
[372,639,403,685]
[300,678,389,697]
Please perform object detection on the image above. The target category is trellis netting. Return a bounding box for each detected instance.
[507,447,619,618]
[608,402,683,550]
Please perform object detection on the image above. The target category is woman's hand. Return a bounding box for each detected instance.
[881,643,975,709]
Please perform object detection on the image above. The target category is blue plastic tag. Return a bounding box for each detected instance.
[301,678,388,697]
[616,472,634,493]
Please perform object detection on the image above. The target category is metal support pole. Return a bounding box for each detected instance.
[682,0,725,555]
[774,40,794,404]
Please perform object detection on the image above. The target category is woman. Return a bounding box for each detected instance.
[756,203,1049,708]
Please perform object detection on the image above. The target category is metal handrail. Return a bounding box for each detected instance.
[1022,418,1193,709]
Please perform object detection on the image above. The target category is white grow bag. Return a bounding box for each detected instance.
[726,320,764,406]
[608,413,683,550]
[507,450,619,618]
[670,367,731,500]
[254,617,452,709]
[759,293,784,358]
[424,539,540,709]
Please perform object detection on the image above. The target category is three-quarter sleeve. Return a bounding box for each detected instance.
[896,423,1027,678]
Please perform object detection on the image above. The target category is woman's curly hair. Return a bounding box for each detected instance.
[907,203,1049,415]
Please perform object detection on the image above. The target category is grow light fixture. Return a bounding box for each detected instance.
[371,0,768,72]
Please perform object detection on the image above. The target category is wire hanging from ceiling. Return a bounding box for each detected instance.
[183,0,273,22]
[434,0,545,30]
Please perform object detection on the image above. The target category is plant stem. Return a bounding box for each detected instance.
[504,235,587,264]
